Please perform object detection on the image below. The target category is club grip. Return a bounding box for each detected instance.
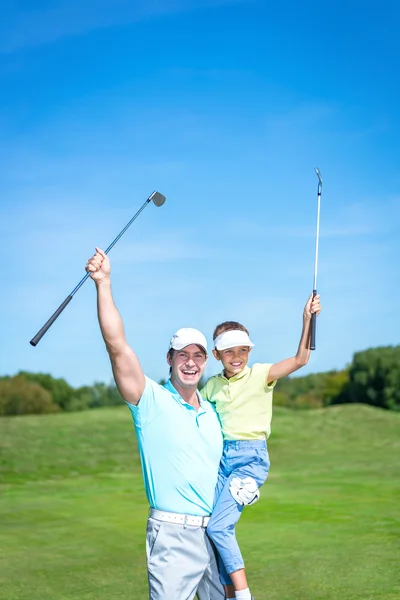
[310,289,317,351]
[30,295,73,346]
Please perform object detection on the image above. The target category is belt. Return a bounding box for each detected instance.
[149,508,210,528]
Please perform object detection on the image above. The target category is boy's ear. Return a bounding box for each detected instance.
[212,349,221,361]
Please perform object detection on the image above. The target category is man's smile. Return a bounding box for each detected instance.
[181,368,198,376]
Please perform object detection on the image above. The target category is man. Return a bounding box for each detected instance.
[86,247,226,600]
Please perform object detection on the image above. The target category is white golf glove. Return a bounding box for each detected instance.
[229,476,260,506]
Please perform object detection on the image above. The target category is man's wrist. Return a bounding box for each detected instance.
[95,277,112,289]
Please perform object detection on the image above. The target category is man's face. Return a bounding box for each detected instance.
[168,344,207,389]
[213,346,251,379]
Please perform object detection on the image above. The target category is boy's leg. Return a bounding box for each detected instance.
[211,457,234,589]
[206,473,245,576]
[207,445,270,585]
[147,517,210,600]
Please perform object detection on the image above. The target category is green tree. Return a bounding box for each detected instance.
[292,391,324,409]
[18,371,75,411]
[278,370,349,407]
[73,382,123,410]
[272,390,292,407]
[0,375,59,416]
[345,346,400,411]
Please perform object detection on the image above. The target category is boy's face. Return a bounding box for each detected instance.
[213,346,251,379]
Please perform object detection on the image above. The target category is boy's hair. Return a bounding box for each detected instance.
[213,321,249,341]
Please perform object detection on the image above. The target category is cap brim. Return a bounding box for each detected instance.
[171,342,207,353]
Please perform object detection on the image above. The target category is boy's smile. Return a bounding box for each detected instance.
[213,346,252,379]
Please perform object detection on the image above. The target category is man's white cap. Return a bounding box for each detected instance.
[169,328,208,353]
[214,330,254,351]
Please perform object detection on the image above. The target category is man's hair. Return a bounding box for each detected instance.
[213,321,249,341]
[167,348,175,374]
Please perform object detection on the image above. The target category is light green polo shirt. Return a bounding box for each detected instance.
[201,363,276,440]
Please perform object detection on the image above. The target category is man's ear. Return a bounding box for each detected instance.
[212,349,221,361]
[248,347,252,354]
[167,352,172,367]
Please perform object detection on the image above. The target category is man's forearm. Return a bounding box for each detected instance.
[96,280,127,355]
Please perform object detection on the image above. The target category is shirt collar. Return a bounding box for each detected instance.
[220,364,250,382]
[164,379,206,413]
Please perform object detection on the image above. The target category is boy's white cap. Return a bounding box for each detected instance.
[169,328,208,353]
[214,330,254,351]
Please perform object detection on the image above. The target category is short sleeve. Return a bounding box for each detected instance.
[200,378,215,402]
[263,363,277,390]
[125,376,165,428]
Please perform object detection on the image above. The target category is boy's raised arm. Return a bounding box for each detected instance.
[86,248,145,406]
[267,293,321,384]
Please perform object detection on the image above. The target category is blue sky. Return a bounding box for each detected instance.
[1,0,399,387]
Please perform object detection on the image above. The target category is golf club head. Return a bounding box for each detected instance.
[149,191,166,207]
[315,168,323,185]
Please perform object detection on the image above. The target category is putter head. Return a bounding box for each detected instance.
[149,191,166,207]
[315,168,323,185]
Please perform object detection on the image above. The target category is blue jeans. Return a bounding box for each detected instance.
[206,440,270,585]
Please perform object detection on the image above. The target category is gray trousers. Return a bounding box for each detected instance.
[146,516,225,600]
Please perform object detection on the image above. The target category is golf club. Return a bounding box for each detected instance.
[310,168,322,350]
[30,191,166,347]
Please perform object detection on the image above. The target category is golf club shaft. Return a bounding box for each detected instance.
[310,175,322,351]
[30,195,155,347]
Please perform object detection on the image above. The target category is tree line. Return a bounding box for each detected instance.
[276,345,400,411]
[0,345,399,417]
[0,372,122,416]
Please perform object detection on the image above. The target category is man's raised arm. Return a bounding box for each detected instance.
[86,247,145,405]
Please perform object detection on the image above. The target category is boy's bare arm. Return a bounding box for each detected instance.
[87,248,146,405]
[267,294,321,384]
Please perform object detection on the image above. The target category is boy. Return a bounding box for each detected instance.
[201,293,322,600]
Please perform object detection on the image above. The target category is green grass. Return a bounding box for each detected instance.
[1,404,399,600]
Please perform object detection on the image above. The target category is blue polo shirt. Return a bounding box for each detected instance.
[126,377,223,516]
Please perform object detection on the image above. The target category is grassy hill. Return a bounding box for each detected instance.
[1,405,399,600]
